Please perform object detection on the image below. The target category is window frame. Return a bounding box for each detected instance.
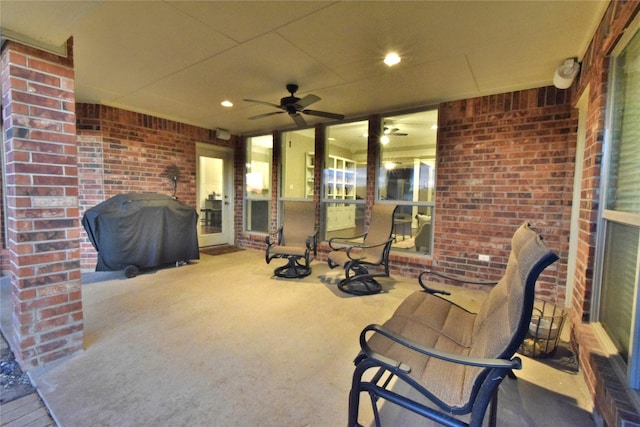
[377,110,438,256]
[592,16,640,389]
[277,128,316,232]
[243,134,273,234]
[321,120,369,241]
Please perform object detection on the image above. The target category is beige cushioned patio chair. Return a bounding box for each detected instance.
[265,201,318,278]
[347,223,559,427]
[327,204,397,295]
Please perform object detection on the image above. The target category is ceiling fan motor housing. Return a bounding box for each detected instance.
[283,84,301,112]
[245,83,343,126]
[282,96,301,110]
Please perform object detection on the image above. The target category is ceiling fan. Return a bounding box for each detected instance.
[383,125,408,136]
[244,84,344,127]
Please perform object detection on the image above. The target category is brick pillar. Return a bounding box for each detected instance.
[1,39,83,368]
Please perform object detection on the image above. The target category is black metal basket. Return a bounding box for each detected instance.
[519,299,566,358]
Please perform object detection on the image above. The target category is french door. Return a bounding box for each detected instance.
[196,143,233,247]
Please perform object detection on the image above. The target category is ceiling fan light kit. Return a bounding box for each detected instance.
[244,84,344,127]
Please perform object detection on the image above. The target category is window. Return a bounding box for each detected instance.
[378,110,438,255]
[596,25,640,388]
[244,135,272,233]
[281,128,314,200]
[322,121,368,240]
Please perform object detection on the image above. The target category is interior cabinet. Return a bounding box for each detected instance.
[324,155,357,231]
[305,152,315,198]
[305,152,358,231]
[326,203,356,231]
[324,155,356,200]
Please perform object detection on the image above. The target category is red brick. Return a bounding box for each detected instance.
[40,323,83,341]
[39,301,82,320]
[33,315,70,333]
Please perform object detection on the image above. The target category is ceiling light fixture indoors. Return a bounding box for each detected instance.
[553,58,580,89]
[384,52,401,67]
[221,100,233,107]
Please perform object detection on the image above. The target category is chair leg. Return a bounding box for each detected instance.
[488,390,498,427]
[273,257,311,278]
[348,362,370,427]
[338,263,383,295]
[338,277,382,295]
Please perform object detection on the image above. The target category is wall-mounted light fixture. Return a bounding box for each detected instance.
[216,128,231,140]
[553,58,580,89]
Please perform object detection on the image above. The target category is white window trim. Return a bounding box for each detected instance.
[592,13,640,390]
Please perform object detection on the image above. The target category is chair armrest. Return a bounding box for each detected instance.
[417,271,452,295]
[306,228,319,254]
[265,226,283,246]
[419,269,499,287]
[343,237,392,259]
[360,324,521,371]
[328,233,366,250]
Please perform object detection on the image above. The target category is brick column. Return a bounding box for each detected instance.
[1,39,83,368]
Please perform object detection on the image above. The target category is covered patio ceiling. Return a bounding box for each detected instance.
[1,1,607,137]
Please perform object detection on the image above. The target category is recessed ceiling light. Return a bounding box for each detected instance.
[221,100,233,107]
[384,53,401,67]
[380,135,390,145]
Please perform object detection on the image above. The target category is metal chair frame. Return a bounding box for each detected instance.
[327,204,398,295]
[265,201,318,279]
[347,223,559,426]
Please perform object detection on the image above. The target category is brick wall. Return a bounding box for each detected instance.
[1,38,83,367]
[2,5,635,418]
[435,87,576,304]
[76,104,236,270]
[570,2,640,426]
[244,105,578,291]
[0,156,6,274]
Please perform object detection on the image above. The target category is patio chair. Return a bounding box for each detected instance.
[327,204,398,295]
[413,213,432,253]
[348,223,559,427]
[265,201,318,278]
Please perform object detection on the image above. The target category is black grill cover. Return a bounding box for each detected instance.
[82,193,200,271]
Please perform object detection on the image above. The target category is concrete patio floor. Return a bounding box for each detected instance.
[1,249,593,426]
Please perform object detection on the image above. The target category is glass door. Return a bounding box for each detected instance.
[196,143,233,247]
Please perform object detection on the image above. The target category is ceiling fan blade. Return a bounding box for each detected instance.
[302,109,345,120]
[291,113,307,127]
[248,111,285,120]
[243,98,282,109]
[296,94,321,109]
[384,126,408,136]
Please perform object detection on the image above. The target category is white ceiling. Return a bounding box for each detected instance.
[1,1,607,137]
